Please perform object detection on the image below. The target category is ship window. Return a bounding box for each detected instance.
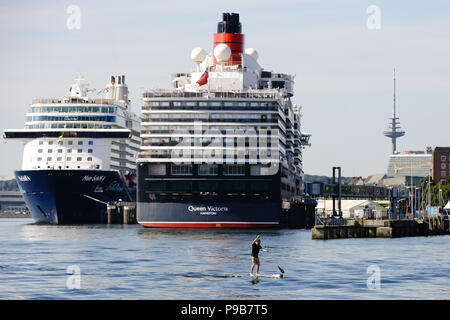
[57,157,62,162]
[48,149,52,153]
[272,81,285,89]
[38,141,43,145]
[88,141,93,145]
[251,182,269,192]
[57,149,63,153]
[37,157,42,161]
[148,164,166,175]
[78,149,82,153]
[88,149,93,153]
[223,181,245,192]
[67,157,72,161]
[57,140,63,145]
[67,149,72,153]
[68,141,73,145]
[223,164,245,176]
[169,181,193,191]
[78,141,83,145]
[171,164,193,175]
[48,141,53,145]
[198,181,219,192]
[87,157,92,161]
[38,149,43,153]
[198,164,218,176]
[47,157,52,161]
[148,181,166,191]
[77,157,82,161]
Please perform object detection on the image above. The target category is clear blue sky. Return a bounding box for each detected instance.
[1,0,449,179]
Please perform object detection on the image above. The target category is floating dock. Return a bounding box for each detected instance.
[312,216,450,240]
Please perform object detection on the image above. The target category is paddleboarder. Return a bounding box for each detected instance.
[250,235,269,277]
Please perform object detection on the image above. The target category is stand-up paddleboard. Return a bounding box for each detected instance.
[249,274,259,284]
[256,273,283,279]
[250,265,285,280]
[216,273,244,278]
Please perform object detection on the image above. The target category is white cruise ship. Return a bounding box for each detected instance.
[3,75,141,224]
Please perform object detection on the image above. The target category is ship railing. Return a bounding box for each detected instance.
[32,98,119,105]
[141,105,279,111]
[142,89,285,100]
[315,212,348,226]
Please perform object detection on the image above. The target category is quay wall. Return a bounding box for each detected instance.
[312,217,449,240]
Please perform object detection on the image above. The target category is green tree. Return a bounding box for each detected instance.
[0,179,19,191]
[418,176,450,207]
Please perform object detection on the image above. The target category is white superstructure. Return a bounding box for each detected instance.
[4,75,141,173]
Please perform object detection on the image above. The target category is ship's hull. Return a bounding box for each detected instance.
[137,201,281,228]
[135,162,297,228]
[15,170,132,224]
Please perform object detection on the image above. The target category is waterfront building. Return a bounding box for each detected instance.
[432,147,450,183]
[0,191,28,213]
[386,150,432,179]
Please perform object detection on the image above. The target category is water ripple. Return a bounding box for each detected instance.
[0,219,449,299]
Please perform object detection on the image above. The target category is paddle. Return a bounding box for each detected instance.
[277,265,285,278]
[278,265,285,274]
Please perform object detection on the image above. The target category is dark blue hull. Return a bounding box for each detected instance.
[15,170,132,224]
[137,201,281,228]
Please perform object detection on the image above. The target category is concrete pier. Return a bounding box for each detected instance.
[312,217,449,240]
[106,202,136,224]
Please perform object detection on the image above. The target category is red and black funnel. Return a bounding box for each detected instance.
[213,12,244,67]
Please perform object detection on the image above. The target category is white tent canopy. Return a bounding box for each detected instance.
[445,201,450,209]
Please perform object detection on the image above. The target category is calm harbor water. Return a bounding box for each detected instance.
[0,218,449,299]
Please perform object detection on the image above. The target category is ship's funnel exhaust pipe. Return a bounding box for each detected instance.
[213,12,244,67]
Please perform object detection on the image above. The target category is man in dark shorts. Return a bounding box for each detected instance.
[250,235,269,277]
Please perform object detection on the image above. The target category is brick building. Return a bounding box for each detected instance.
[432,147,450,183]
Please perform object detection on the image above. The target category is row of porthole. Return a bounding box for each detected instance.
[36,157,93,162]
[37,165,99,169]
[37,149,94,154]
[38,140,94,146]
